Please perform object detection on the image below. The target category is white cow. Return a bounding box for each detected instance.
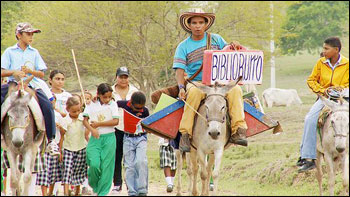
[262,88,302,108]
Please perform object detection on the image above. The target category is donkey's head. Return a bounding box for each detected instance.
[197,77,242,140]
[7,90,33,148]
[321,96,349,153]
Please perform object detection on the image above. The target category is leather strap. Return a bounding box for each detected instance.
[187,32,211,81]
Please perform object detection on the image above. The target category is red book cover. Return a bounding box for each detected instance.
[123,109,144,134]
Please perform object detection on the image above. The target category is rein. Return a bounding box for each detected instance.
[8,115,30,132]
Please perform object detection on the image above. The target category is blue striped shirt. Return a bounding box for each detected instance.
[173,32,227,81]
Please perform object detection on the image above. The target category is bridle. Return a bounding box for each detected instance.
[203,93,227,124]
[7,105,30,132]
[8,115,30,132]
[329,109,349,138]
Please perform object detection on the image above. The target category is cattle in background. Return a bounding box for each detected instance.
[262,88,302,108]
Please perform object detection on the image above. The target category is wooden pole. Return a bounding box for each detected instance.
[71,49,87,107]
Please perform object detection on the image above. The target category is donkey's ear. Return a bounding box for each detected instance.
[197,85,211,95]
[221,76,243,93]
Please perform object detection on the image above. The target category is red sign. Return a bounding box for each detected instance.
[202,50,264,85]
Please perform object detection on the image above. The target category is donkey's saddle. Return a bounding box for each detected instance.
[316,106,331,153]
[1,91,45,133]
[318,106,331,130]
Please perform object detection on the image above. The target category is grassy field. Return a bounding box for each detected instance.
[143,52,348,196]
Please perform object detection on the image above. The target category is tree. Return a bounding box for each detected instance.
[279,1,349,55]
[1,1,294,105]
[17,1,190,102]
[209,1,292,62]
[1,1,23,53]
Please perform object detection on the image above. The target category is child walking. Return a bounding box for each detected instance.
[59,96,88,196]
[158,137,177,193]
[81,90,93,195]
[49,70,72,118]
[83,83,119,196]
[49,70,71,195]
[117,91,149,196]
[36,94,63,196]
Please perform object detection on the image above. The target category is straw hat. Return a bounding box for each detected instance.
[179,8,215,33]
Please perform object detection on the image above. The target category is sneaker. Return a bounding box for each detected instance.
[47,140,60,156]
[138,193,147,196]
[209,183,214,191]
[112,185,122,192]
[81,186,92,195]
[296,157,306,167]
[298,160,316,173]
[179,133,191,152]
[166,184,173,193]
[229,128,248,147]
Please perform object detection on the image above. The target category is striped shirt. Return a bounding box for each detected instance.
[173,32,227,81]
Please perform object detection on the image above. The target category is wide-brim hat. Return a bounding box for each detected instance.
[180,11,215,33]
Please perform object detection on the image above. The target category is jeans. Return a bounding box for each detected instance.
[1,84,56,140]
[300,98,324,160]
[123,134,148,196]
[113,129,124,186]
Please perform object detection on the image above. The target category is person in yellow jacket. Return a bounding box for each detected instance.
[297,37,349,173]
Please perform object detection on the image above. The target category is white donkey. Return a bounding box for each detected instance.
[189,78,241,196]
[316,96,349,196]
[1,84,45,196]
[175,149,193,196]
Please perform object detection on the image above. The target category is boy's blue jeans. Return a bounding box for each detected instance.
[1,84,56,140]
[300,98,324,160]
[123,134,148,196]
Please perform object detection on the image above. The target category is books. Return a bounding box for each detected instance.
[153,93,178,113]
[123,109,144,134]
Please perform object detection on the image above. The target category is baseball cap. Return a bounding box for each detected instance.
[15,22,41,35]
[116,67,129,77]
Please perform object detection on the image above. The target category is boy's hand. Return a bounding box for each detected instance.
[178,88,186,100]
[223,41,244,51]
[13,70,26,81]
[21,66,33,74]
[91,128,100,139]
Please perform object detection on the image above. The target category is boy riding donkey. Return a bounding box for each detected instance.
[152,9,248,152]
[1,22,60,156]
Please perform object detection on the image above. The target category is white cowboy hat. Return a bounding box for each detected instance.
[179,8,215,34]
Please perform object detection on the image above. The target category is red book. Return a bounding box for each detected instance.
[123,109,145,134]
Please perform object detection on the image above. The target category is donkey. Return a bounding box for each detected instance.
[189,78,241,196]
[1,88,45,196]
[175,149,192,196]
[316,96,349,196]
